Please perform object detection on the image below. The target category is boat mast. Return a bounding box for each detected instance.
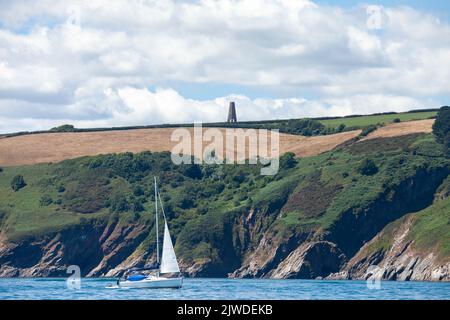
[154,177,159,265]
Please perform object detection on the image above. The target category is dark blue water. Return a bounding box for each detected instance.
[0,278,448,300]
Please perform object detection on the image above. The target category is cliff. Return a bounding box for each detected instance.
[0,133,449,280]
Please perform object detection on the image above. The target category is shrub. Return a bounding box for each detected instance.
[360,125,377,137]
[110,194,129,213]
[131,199,144,213]
[280,152,298,170]
[358,159,378,176]
[39,195,53,206]
[179,197,195,209]
[11,175,26,191]
[50,124,76,132]
[285,119,327,136]
[393,118,401,123]
[232,171,246,184]
[181,164,202,179]
[133,185,144,196]
[0,167,3,173]
[58,185,65,193]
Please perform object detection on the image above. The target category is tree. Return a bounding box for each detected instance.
[11,175,26,191]
[358,159,378,176]
[39,195,53,207]
[132,185,144,196]
[50,124,75,132]
[360,125,377,137]
[182,164,202,179]
[280,152,298,170]
[432,106,450,156]
[110,194,129,212]
[286,119,326,136]
[131,198,144,213]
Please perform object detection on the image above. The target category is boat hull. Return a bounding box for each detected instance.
[119,276,183,289]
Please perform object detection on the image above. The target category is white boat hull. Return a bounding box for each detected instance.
[119,276,183,289]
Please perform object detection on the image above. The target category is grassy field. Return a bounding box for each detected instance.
[0,119,435,167]
[320,111,437,128]
[0,127,361,167]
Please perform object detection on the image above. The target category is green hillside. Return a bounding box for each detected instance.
[319,110,436,128]
[0,131,448,276]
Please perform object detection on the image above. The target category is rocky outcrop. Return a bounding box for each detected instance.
[271,241,346,279]
[0,219,151,277]
[328,215,450,281]
[324,167,449,259]
[230,232,307,278]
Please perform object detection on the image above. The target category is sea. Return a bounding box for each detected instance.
[0,278,448,300]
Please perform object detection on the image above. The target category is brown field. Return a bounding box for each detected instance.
[0,119,434,167]
[362,119,434,141]
[0,128,361,166]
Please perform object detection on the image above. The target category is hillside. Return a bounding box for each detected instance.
[0,129,448,280]
[331,181,450,281]
[0,119,433,167]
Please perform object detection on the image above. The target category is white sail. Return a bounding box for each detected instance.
[160,220,180,274]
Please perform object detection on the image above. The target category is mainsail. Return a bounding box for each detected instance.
[160,220,180,274]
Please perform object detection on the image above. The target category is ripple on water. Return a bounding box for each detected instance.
[0,278,448,300]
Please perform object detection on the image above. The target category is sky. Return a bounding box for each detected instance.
[0,0,449,133]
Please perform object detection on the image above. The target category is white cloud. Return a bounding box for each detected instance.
[0,0,449,133]
[0,86,431,133]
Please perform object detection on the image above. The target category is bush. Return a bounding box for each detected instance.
[58,185,65,193]
[337,124,346,132]
[181,164,202,179]
[360,125,377,137]
[284,119,327,136]
[131,199,144,213]
[179,197,195,209]
[232,171,246,184]
[280,152,298,170]
[110,194,129,213]
[0,167,3,173]
[39,195,53,206]
[393,118,401,123]
[432,106,450,155]
[50,124,76,132]
[358,159,378,176]
[11,175,26,191]
[132,185,144,196]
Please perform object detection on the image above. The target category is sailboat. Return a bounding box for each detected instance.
[118,177,183,289]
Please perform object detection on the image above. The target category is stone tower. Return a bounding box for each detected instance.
[227,101,237,123]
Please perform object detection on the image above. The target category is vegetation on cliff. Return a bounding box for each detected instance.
[433,106,450,156]
[0,131,448,278]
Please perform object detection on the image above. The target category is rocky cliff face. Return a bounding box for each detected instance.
[0,220,151,277]
[1,167,449,281]
[0,135,449,281]
[230,167,449,281]
[328,215,449,281]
